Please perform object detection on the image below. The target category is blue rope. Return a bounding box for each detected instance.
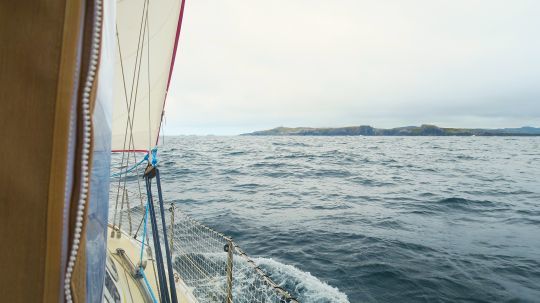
[140,269,158,303]
[110,153,149,177]
[140,200,150,264]
[138,199,158,303]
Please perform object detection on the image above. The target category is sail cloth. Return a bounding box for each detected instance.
[113,0,185,152]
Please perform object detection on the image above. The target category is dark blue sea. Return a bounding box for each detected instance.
[156,136,540,302]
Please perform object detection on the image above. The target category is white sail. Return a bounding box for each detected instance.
[112,0,184,151]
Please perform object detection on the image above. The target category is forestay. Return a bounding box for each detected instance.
[113,0,184,152]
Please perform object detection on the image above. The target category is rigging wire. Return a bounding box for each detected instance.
[114,18,145,215]
[114,0,163,296]
[112,0,149,234]
[147,0,152,153]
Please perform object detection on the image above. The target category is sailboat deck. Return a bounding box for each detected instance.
[106,225,198,303]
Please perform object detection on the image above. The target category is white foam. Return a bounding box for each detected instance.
[253,257,350,303]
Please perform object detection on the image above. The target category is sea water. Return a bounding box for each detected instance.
[156,136,540,302]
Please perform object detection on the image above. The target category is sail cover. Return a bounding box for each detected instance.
[113,0,185,151]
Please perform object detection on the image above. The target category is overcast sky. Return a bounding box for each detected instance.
[165,0,540,135]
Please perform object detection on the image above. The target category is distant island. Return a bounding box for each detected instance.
[242,125,540,136]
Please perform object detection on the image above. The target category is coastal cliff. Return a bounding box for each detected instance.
[242,125,540,136]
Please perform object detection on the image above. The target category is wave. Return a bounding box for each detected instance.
[437,197,496,208]
[227,151,247,156]
[421,197,499,213]
[254,257,350,303]
[233,183,261,189]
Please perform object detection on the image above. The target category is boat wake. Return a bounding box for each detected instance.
[254,257,350,303]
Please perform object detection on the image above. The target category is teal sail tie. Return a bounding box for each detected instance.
[151,147,158,166]
[110,153,149,177]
